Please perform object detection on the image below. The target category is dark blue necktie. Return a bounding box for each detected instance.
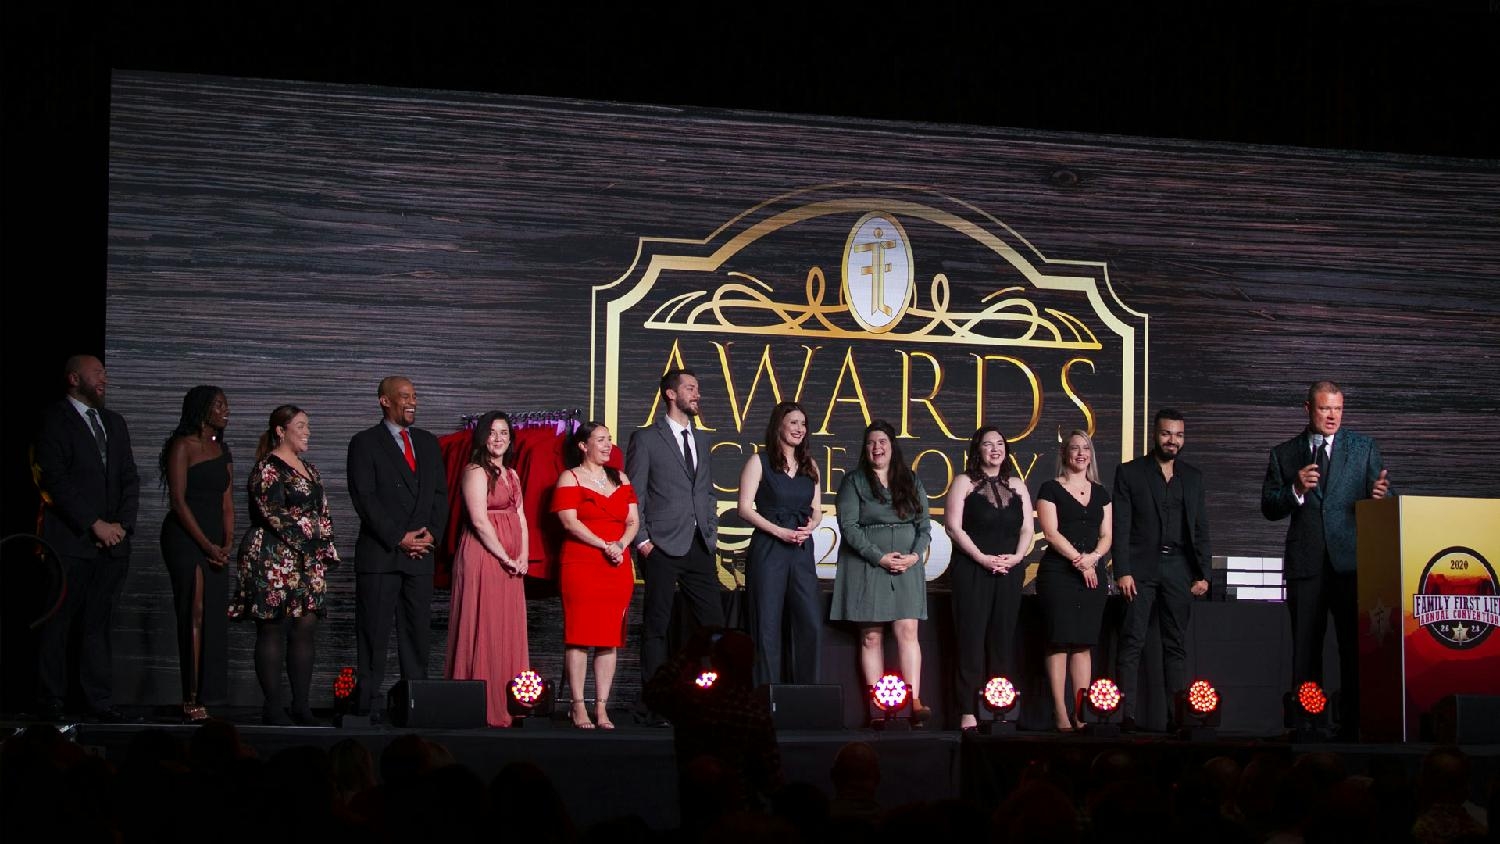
[1313,438,1329,499]
[86,408,108,466]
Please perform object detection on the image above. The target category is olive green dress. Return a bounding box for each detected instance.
[830,470,932,622]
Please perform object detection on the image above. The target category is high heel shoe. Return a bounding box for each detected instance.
[182,702,209,723]
[286,706,319,727]
[262,703,292,726]
[910,696,932,724]
[595,699,615,731]
[569,700,595,730]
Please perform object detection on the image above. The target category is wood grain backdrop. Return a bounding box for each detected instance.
[104,71,1500,707]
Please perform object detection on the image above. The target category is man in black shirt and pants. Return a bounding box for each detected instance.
[1112,408,1211,731]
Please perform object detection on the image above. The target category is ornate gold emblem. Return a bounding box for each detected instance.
[590,182,1149,585]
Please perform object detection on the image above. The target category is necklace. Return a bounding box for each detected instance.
[579,467,611,492]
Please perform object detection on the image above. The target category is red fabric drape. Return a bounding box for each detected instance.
[434,430,474,589]
[513,427,568,581]
[437,420,621,586]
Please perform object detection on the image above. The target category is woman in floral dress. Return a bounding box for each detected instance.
[231,404,339,725]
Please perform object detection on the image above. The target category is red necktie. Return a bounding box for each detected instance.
[401,429,417,472]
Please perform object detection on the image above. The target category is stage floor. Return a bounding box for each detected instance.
[8,707,1497,830]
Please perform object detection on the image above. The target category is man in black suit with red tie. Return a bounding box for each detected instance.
[347,375,448,716]
[1112,408,1211,732]
[33,354,140,722]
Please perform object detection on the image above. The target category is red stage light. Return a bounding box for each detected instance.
[1087,678,1122,713]
[694,670,719,689]
[510,670,545,707]
[982,677,1019,712]
[1297,681,1327,715]
[333,666,356,701]
[871,674,910,711]
[1187,680,1219,714]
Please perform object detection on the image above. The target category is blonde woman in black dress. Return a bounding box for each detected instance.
[1035,429,1113,731]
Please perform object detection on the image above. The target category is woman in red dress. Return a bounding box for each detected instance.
[551,421,639,729]
[446,411,530,727]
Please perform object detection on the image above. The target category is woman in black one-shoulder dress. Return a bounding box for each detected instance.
[159,386,234,722]
[1035,429,1113,731]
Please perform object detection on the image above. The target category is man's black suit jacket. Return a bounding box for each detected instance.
[34,399,140,560]
[1110,454,1210,583]
[347,423,448,575]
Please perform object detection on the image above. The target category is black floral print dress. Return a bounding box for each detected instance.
[230,454,339,620]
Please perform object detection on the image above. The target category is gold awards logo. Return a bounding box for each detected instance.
[1413,546,1500,650]
[589,183,1148,585]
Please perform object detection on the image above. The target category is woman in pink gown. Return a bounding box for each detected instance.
[446,411,530,727]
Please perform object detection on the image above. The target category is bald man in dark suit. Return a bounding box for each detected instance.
[347,375,448,716]
[34,354,140,722]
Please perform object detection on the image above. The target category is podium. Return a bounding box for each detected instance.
[1357,496,1500,741]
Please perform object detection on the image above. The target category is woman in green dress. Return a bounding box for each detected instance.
[830,420,932,721]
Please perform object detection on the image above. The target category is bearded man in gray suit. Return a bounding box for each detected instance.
[627,368,725,723]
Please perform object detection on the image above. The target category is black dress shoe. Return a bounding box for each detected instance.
[286,707,319,727]
[88,706,126,723]
[36,701,67,722]
[262,704,293,726]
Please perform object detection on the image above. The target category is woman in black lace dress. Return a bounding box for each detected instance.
[944,426,1034,730]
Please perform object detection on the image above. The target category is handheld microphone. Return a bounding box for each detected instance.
[1310,433,1326,456]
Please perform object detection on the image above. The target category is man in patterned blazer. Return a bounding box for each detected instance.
[1262,380,1389,737]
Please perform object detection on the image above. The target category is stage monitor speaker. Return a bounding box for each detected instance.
[387,679,487,729]
[758,683,843,730]
[1430,694,1500,744]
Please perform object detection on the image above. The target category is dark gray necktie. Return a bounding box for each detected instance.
[681,428,696,477]
[86,408,108,466]
[1313,437,1329,499]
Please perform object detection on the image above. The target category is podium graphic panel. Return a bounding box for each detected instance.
[1359,496,1500,741]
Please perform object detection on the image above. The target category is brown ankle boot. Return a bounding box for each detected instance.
[911,696,932,723]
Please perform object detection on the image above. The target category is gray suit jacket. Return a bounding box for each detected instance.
[1261,428,1385,577]
[626,417,717,557]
